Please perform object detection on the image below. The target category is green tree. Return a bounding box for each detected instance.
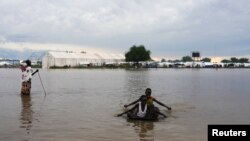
[125,45,151,62]
[172,59,181,63]
[230,57,238,63]
[182,56,193,62]
[201,57,211,62]
[238,58,249,63]
[221,59,230,63]
[161,59,166,62]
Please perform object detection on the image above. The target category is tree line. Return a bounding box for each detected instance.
[125,45,249,63]
[166,56,249,63]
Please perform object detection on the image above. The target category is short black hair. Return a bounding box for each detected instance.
[146,88,151,92]
[25,60,31,66]
[140,95,147,102]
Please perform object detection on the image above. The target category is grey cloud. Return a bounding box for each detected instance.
[0,0,250,58]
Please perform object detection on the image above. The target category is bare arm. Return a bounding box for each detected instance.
[153,98,172,110]
[124,97,141,108]
[117,104,138,117]
[155,110,167,118]
[32,69,39,76]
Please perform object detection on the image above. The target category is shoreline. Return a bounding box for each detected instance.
[1,66,250,69]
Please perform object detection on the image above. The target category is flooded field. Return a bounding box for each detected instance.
[0,68,250,141]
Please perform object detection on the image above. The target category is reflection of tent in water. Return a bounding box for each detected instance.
[127,120,154,141]
[20,95,33,134]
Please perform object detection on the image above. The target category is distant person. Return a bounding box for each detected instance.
[20,60,38,95]
[124,88,172,110]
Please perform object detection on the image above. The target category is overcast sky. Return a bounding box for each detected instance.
[0,0,250,59]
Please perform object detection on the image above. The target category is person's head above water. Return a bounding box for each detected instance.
[20,61,27,71]
[145,88,152,97]
[25,60,31,67]
[140,95,147,104]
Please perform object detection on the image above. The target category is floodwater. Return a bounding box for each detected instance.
[0,68,250,141]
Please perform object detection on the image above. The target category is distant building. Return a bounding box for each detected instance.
[0,58,20,67]
[42,51,125,69]
[211,57,223,63]
[0,61,11,66]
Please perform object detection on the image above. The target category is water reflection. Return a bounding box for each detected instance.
[125,70,150,101]
[127,119,154,141]
[20,95,33,134]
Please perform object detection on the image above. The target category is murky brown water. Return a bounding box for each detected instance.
[0,68,250,141]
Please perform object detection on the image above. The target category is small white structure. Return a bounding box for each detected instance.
[157,62,174,68]
[42,51,125,69]
[174,62,185,68]
[203,62,214,68]
[213,62,225,68]
[243,63,250,68]
[183,62,194,68]
[0,61,11,66]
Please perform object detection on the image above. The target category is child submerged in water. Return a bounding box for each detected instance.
[124,88,171,110]
[117,95,167,119]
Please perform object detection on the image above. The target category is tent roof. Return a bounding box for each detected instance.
[48,51,125,60]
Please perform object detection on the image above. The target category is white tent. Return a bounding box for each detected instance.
[0,61,11,66]
[157,62,173,68]
[203,62,214,67]
[244,63,250,67]
[42,51,125,69]
[183,62,194,67]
